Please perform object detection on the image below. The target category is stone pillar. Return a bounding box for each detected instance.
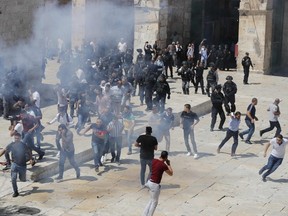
[281,2,288,67]
[237,0,273,74]
[71,0,86,49]
[134,0,161,59]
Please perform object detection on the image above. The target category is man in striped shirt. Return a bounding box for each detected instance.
[107,116,124,165]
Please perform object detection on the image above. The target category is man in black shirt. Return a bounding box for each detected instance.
[0,133,34,197]
[180,104,200,159]
[135,126,158,187]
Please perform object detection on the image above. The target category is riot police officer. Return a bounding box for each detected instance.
[210,84,226,131]
[206,63,218,97]
[178,61,194,95]
[223,75,237,116]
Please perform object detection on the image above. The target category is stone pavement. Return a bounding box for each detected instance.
[0,60,288,216]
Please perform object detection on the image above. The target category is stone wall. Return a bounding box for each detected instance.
[0,0,44,49]
[237,0,272,74]
[167,0,192,46]
[281,2,288,67]
[134,0,161,59]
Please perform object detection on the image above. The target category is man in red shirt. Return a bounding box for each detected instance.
[143,151,173,216]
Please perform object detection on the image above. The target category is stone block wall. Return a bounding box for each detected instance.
[167,0,192,46]
[237,0,272,73]
[281,2,288,67]
[0,0,44,49]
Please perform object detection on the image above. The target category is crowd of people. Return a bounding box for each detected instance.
[0,36,286,216]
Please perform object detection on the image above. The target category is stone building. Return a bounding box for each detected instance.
[0,0,287,75]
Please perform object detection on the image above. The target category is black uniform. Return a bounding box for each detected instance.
[242,55,253,84]
[223,80,237,114]
[206,68,218,97]
[194,65,205,94]
[178,65,193,95]
[210,87,226,131]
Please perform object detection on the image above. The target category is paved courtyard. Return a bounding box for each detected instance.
[0,59,288,216]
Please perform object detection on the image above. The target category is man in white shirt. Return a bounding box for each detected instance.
[259,134,288,182]
[260,98,281,138]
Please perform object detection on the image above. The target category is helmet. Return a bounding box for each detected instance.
[215,84,222,90]
[226,75,233,81]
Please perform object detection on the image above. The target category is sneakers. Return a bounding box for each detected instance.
[186,152,191,156]
[260,130,263,137]
[239,133,244,140]
[12,192,19,198]
[76,171,80,179]
[193,154,199,159]
[55,176,63,182]
[56,151,60,158]
[245,140,252,144]
[95,166,99,172]
[3,164,11,171]
[262,176,267,182]
[127,151,132,155]
[38,152,45,160]
[101,156,105,164]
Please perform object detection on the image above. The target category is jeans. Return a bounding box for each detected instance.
[76,113,88,133]
[183,128,198,154]
[260,121,281,137]
[143,180,161,216]
[91,141,104,167]
[140,159,152,186]
[125,130,134,152]
[58,149,80,178]
[240,119,255,141]
[259,155,283,179]
[109,136,122,162]
[218,129,239,154]
[11,163,26,193]
[22,131,45,156]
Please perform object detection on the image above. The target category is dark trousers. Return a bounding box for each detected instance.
[58,149,80,178]
[206,82,217,97]
[165,64,173,77]
[195,78,205,94]
[145,88,153,110]
[224,95,236,114]
[109,136,122,162]
[218,129,239,154]
[210,106,226,129]
[243,67,250,84]
[260,121,281,137]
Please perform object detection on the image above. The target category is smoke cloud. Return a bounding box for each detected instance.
[0,1,134,83]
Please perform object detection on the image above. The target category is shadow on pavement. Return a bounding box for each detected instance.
[267,177,288,183]
[161,183,180,190]
[22,186,54,195]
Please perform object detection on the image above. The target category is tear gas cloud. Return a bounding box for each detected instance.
[0,1,134,85]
